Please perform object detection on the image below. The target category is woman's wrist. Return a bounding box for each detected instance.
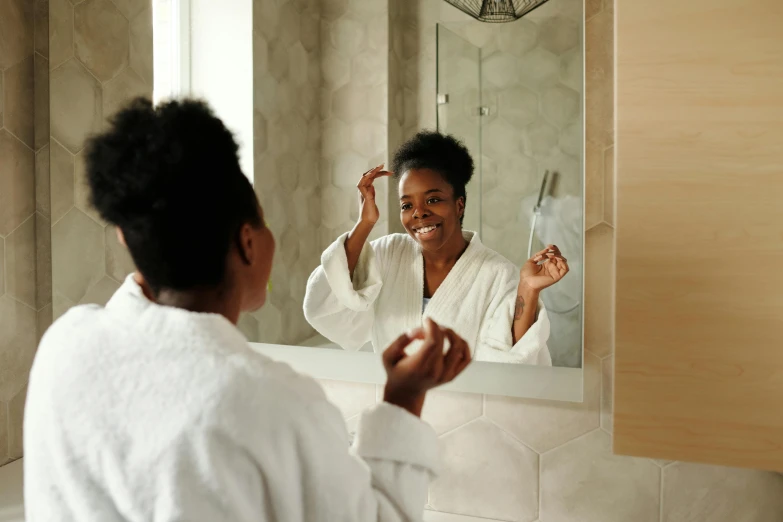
[517,281,540,301]
[383,387,425,417]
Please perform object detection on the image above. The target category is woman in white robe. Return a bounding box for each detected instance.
[304,131,570,365]
[24,99,471,522]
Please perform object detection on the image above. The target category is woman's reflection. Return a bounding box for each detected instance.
[304,132,569,364]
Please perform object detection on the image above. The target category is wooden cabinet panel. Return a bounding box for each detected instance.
[614,0,783,471]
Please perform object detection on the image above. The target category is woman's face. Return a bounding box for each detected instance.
[237,204,275,312]
[398,168,464,252]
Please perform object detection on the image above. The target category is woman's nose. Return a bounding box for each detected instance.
[413,206,429,219]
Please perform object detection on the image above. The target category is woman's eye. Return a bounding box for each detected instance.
[401,203,411,211]
[427,198,440,204]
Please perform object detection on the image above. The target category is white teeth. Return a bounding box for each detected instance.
[416,225,436,234]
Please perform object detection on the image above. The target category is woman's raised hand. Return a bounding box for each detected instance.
[356,164,392,225]
[520,244,570,291]
[381,318,472,417]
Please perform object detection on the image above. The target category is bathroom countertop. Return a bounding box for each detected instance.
[0,458,24,521]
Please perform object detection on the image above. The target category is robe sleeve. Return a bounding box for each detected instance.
[292,400,440,521]
[303,232,385,351]
[474,278,553,365]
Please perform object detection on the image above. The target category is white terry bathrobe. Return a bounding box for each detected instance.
[24,275,439,522]
[304,231,552,365]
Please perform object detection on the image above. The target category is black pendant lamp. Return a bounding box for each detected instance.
[443,0,552,23]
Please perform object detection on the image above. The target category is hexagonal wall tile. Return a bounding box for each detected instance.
[50,0,74,70]
[350,120,386,158]
[0,0,33,70]
[0,295,37,401]
[482,52,519,89]
[52,208,105,303]
[51,59,103,154]
[79,275,119,305]
[328,17,365,55]
[289,43,308,86]
[34,145,50,218]
[485,353,601,453]
[497,18,539,57]
[50,139,75,223]
[52,290,75,321]
[108,0,146,20]
[420,390,482,436]
[0,72,4,126]
[332,84,369,124]
[321,0,348,22]
[5,216,37,308]
[542,83,580,130]
[0,130,35,236]
[35,212,52,308]
[129,8,153,85]
[299,11,319,52]
[35,53,50,150]
[541,429,660,522]
[74,151,104,224]
[517,47,560,88]
[559,120,582,158]
[8,383,27,458]
[522,120,559,158]
[584,224,613,358]
[74,0,129,82]
[105,225,135,282]
[483,118,521,158]
[4,56,35,149]
[268,40,289,79]
[560,47,582,93]
[277,1,300,46]
[319,380,376,419]
[331,152,369,188]
[251,300,282,344]
[0,239,5,295]
[0,401,7,464]
[430,419,538,522]
[103,67,149,121]
[662,463,783,522]
[498,86,538,128]
[236,312,259,341]
[539,15,580,55]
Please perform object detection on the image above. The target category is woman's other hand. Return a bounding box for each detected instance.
[356,164,392,225]
[381,318,471,417]
[520,244,570,292]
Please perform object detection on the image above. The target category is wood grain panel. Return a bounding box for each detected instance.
[614,0,783,471]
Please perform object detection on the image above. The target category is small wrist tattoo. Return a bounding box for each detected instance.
[514,295,525,319]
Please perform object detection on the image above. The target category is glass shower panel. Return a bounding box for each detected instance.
[436,24,482,235]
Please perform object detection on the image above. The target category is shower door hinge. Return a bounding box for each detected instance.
[478,106,490,116]
[437,94,449,105]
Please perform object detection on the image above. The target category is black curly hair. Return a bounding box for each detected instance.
[85,97,261,294]
[390,131,474,225]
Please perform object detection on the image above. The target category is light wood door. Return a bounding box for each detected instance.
[614,0,783,471]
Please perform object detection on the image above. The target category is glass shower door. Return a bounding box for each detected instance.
[436,24,482,235]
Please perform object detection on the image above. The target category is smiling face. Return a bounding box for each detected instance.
[399,168,465,252]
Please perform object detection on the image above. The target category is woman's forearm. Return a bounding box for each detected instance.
[512,284,540,344]
[345,220,375,280]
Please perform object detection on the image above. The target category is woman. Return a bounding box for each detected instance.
[304,131,569,365]
[23,99,471,522]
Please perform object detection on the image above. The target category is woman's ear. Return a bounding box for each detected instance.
[236,223,255,265]
[457,196,466,219]
[116,227,127,247]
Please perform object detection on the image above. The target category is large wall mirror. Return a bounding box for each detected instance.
[49,0,585,401]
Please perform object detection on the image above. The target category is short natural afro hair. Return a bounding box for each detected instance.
[390,131,474,224]
[85,97,261,294]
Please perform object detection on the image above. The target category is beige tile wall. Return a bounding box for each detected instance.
[48,0,151,326]
[249,0,323,345]
[0,0,48,466]
[320,1,783,520]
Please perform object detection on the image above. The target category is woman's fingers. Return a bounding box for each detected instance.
[441,329,470,382]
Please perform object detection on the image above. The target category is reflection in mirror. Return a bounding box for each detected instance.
[238,0,583,371]
[435,23,583,367]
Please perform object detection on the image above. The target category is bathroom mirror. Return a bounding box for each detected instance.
[48,0,585,401]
